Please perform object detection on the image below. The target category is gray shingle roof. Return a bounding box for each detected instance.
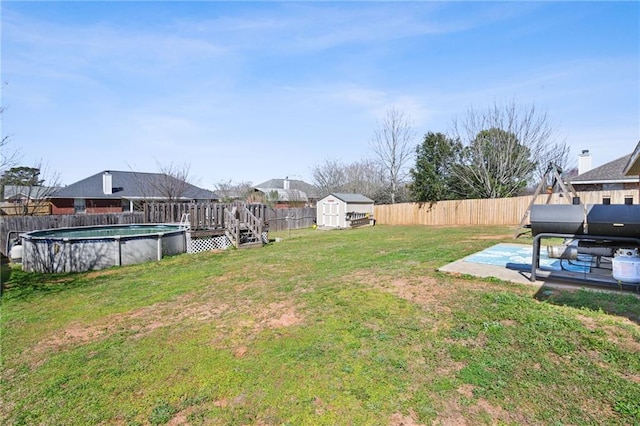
[3,185,58,200]
[570,154,636,183]
[51,170,219,200]
[328,193,374,203]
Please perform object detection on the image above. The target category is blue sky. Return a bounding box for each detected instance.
[2,1,639,189]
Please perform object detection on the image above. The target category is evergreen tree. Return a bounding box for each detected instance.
[410,132,462,202]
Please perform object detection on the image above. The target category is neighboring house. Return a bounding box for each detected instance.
[2,185,56,204]
[316,193,374,228]
[623,141,640,177]
[253,177,320,207]
[623,141,640,199]
[1,185,57,215]
[50,170,219,215]
[570,153,640,192]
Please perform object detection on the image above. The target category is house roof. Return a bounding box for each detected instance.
[570,154,637,184]
[325,193,374,204]
[3,185,58,201]
[623,141,640,176]
[255,178,320,199]
[51,170,219,200]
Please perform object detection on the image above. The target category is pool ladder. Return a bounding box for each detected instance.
[179,213,191,230]
[180,213,193,254]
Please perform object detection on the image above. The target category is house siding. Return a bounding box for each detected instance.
[86,199,123,214]
[51,198,123,215]
[51,199,74,215]
[573,182,640,192]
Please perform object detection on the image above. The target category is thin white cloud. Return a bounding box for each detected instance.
[166,2,536,53]
[3,10,227,78]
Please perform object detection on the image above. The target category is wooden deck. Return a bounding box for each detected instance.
[145,202,267,249]
[187,229,226,238]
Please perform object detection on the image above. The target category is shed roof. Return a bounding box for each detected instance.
[52,170,219,200]
[326,193,374,204]
[570,154,636,184]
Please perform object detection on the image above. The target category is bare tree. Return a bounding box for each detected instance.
[0,161,61,216]
[214,179,254,202]
[1,95,21,181]
[0,131,19,178]
[311,157,386,201]
[130,161,199,203]
[311,158,347,195]
[370,107,416,204]
[449,100,565,198]
[343,158,385,199]
[153,161,197,200]
[254,190,279,208]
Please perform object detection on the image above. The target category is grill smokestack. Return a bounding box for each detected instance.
[578,149,592,175]
[103,171,112,195]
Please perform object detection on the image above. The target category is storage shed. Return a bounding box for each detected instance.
[317,193,374,228]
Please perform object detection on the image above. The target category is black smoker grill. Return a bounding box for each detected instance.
[531,204,640,238]
[530,204,585,236]
[586,205,640,238]
[529,204,640,288]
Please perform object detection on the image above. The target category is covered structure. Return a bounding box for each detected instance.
[316,193,374,228]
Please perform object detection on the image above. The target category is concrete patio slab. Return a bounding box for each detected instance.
[438,243,640,294]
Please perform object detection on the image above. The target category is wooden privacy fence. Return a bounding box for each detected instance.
[267,207,317,232]
[373,190,640,226]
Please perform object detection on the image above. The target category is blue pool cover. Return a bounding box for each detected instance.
[464,243,591,273]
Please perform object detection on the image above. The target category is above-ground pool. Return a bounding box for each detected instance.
[21,224,186,273]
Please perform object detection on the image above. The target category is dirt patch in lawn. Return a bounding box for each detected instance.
[576,314,640,354]
[389,410,425,426]
[346,270,453,310]
[30,292,304,365]
[349,270,505,313]
[32,295,230,356]
[434,391,532,426]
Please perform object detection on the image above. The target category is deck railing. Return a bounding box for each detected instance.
[144,202,267,231]
[242,207,263,241]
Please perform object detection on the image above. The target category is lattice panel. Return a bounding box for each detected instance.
[187,234,232,253]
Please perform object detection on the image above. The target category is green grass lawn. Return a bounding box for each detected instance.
[1,225,639,425]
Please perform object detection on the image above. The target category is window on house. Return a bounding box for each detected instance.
[74,199,86,213]
[603,183,623,191]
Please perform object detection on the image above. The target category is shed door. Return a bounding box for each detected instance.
[322,201,339,227]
